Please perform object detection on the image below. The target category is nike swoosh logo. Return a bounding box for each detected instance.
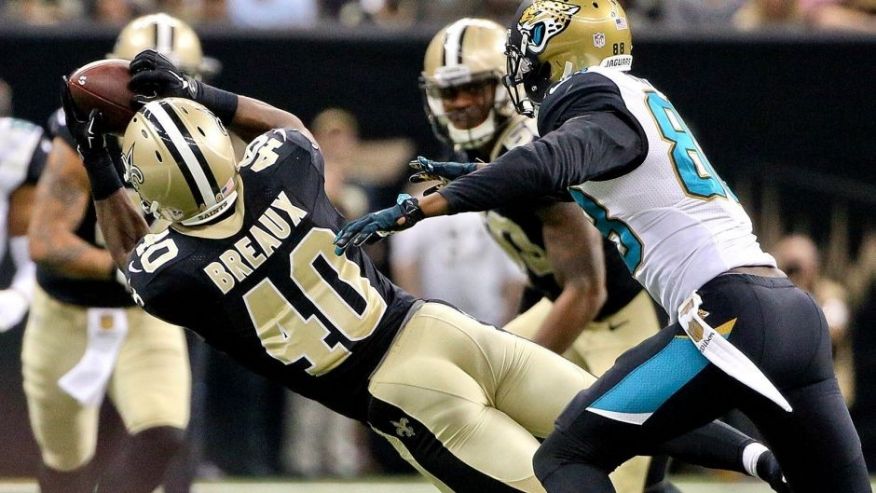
[128,262,143,273]
[608,320,628,331]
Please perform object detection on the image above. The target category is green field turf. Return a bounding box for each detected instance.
[4,476,874,492]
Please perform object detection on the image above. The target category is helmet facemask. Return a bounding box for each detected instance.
[503,30,550,118]
[421,18,514,150]
[421,68,512,150]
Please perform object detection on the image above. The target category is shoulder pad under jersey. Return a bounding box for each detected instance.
[489,115,538,160]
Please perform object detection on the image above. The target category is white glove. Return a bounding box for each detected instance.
[0,288,29,332]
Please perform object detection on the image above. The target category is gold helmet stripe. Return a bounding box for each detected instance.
[142,102,220,207]
[442,20,469,68]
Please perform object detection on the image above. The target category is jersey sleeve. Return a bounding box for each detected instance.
[48,108,76,149]
[0,117,50,192]
[438,111,645,214]
[126,238,198,328]
[241,128,326,212]
[25,135,51,184]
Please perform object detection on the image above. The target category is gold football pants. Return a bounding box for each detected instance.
[503,290,662,493]
[368,302,596,492]
[22,286,191,471]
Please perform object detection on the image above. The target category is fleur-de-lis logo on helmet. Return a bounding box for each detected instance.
[517,1,581,54]
[121,143,145,190]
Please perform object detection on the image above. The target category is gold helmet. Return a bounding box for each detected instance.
[109,13,218,78]
[420,18,515,150]
[122,98,238,226]
[505,0,632,116]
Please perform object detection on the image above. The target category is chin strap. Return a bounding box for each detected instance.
[448,111,498,150]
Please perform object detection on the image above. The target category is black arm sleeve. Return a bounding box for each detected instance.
[439,111,644,214]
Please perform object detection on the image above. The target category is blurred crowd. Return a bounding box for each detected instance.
[1,0,874,32]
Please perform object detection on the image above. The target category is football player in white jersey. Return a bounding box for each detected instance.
[0,117,49,332]
[335,1,869,491]
[415,17,783,493]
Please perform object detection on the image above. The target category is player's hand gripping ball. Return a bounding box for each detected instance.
[65,59,136,134]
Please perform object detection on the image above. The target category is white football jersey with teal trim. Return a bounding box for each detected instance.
[0,117,47,258]
[568,67,775,321]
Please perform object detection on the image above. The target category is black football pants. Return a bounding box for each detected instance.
[534,273,870,493]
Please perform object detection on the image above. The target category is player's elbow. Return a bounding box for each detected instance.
[569,277,607,312]
[27,232,51,266]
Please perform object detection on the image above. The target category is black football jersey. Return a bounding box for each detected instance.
[461,113,643,320]
[39,109,134,307]
[481,203,642,321]
[127,129,417,421]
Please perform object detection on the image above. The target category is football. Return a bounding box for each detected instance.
[66,59,136,134]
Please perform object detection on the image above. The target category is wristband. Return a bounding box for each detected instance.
[195,83,239,125]
[84,150,124,200]
[400,196,425,226]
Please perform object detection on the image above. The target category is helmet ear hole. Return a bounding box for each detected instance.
[154,151,163,163]
[197,127,206,137]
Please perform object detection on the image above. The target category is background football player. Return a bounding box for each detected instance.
[418,17,667,493]
[68,48,784,493]
[22,13,210,493]
[335,1,869,492]
[0,116,50,333]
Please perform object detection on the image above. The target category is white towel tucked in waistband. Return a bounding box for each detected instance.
[678,291,792,413]
[58,308,128,407]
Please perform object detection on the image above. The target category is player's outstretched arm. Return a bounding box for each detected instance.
[60,80,147,271]
[128,49,312,143]
[530,202,607,353]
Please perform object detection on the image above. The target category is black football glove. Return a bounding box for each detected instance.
[129,49,199,104]
[61,76,110,160]
[408,156,478,195]
[60,77,123,200]
[128,49,238,124]
[333,194,424,255]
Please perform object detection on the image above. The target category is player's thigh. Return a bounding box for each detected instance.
[369,380,546,493]
[502,297,552,341]
[391,302,595,437]
[569,290,661,376]
[109,309,191,434]
[21,288,98,470]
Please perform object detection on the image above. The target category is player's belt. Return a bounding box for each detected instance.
[678,291,792,412]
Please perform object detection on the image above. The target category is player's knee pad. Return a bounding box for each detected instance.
[130,425,186,461]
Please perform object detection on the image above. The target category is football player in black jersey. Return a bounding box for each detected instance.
[66,49,789,492]
[23,14,207,493]
[336,1,869,492]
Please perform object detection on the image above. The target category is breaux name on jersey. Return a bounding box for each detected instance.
[204,190,306,294]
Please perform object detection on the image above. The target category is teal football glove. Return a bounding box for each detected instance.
[408,156,478,195]
[334,194,424,255]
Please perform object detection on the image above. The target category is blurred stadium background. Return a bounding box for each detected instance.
[1,0,875,491]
